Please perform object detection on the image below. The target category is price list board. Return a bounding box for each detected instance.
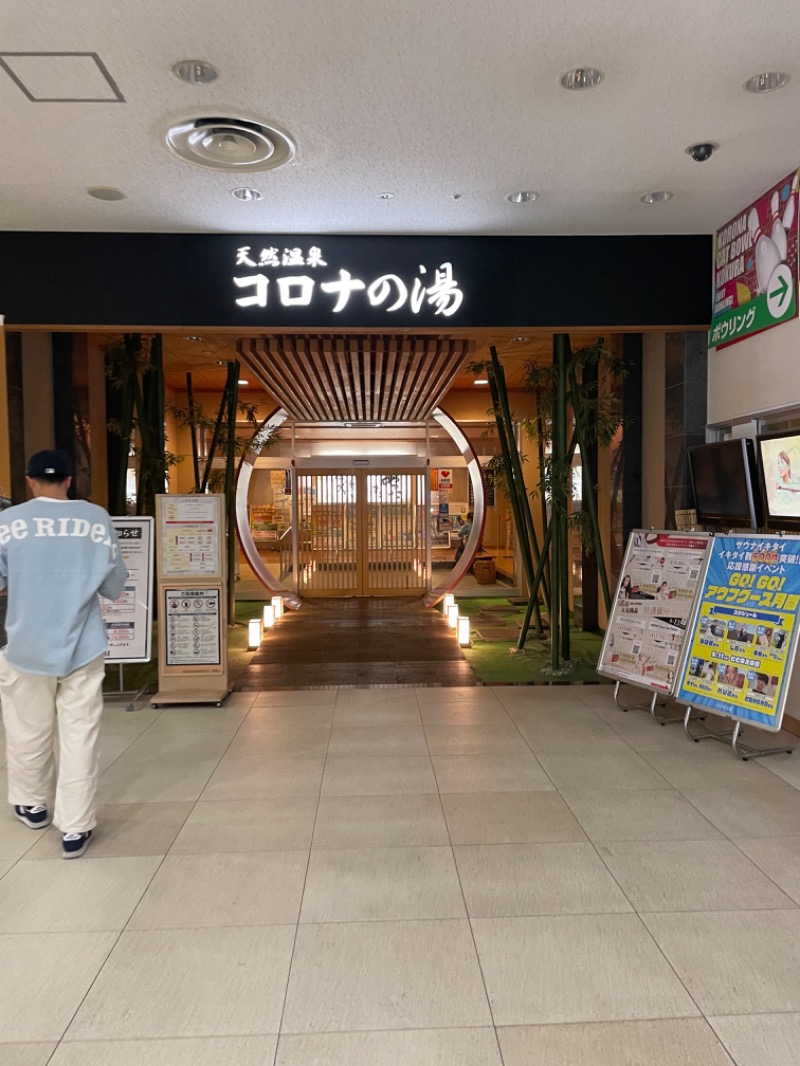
[160,495,221,578]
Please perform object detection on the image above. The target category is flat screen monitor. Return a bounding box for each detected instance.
[688,439,761,529]
[757,431,800,528]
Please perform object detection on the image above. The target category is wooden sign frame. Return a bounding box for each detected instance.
[152,495,231,707]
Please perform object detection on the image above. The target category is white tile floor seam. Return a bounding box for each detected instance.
[270,713,334,1063]
[415,710,518,1054]
[555,811,718,1033]
[4,685,800,1063]
[24,821,178,1046]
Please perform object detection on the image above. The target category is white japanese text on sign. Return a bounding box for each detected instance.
[233,245,464,317]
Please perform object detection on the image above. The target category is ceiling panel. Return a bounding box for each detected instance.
[1,1,797,234]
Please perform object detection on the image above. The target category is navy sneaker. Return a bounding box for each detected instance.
[13,805,51,830]
[62,830,92,859]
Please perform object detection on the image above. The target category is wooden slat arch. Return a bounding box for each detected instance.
[238,334,471,422]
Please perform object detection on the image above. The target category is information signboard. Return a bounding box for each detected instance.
[102,517,154,664]
[153,494,230,706]
[164,588,222,669]
[676,533,800,731]
[598,530,711,692]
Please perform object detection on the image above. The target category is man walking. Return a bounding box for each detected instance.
[0,450,127,857]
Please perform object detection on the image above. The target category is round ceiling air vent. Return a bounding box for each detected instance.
[165,116,295,172]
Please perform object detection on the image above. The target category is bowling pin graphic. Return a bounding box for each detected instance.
[782,173,798,242]
[771,189,788,260]
[748,206,782,294]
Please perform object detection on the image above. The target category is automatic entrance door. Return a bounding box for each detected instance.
[296,470,427,596]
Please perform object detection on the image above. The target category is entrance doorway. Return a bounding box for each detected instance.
[296,469,428,597]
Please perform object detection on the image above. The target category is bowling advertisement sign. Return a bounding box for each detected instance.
[710,168,800,349]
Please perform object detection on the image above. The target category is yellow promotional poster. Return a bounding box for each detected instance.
[677,534,800,731]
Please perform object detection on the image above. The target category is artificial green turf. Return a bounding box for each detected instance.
[455,597,609,684]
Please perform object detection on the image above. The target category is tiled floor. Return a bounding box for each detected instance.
[2,685,800,1064]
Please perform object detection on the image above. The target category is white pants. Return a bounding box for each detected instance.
[0,650,106,834]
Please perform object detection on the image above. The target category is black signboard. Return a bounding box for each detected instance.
[0,232,712,329]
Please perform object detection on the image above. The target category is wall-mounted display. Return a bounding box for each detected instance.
[688,439,762,530]
[757,431,800,528]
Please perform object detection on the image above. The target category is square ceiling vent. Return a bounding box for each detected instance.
[0,52,124,102]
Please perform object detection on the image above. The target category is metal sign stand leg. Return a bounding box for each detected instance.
[613,681,668,716]
[613,681,687,725]
[683,704,733,744]
[105,663,150,713]
[730,722,794,762]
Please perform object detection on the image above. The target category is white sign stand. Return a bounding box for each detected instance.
[151,494,232,708]
[598,529,711,723]
[674,532,799,760]
[102,517,154,710]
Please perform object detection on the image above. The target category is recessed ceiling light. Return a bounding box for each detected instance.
[231,187,262,201]
[743,71,790,94]
[173,60,219,85]
[87,186,125,201]
[639,191,673,204]
[238,379,249,385]
[377,192,396,200]
[511,336,529,343]
[506,191,538,204]
[560,68,604,90]
[474,379,489,385]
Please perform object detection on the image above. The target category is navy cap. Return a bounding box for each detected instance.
[26,449,73,479]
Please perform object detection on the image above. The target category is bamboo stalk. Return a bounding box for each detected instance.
[486,365,542,637]
[567,363,612,615]
[489,350,548,639]
[553,334,571,665]
[536,404,551,598]
[151,333,166,507]
[492,351,550,610]
[516,423,579,650]
[186,372,201,492]
[517,521,553,648]
[200,383,229,495]
[225,361,240,624]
